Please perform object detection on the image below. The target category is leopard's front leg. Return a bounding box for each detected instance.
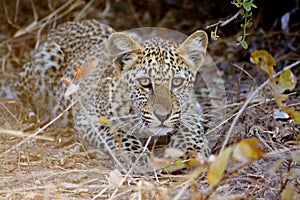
[75,119,152,173]
[114,132,153,173]
[168,125,210,156]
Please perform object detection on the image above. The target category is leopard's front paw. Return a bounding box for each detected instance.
[114,152,154,174]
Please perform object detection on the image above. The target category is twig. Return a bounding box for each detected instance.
[0,101,20,124]
[12,0,82,38]
[220,60,300,153]
[30,0,38,22]
[3,1,19,29]
[206,11,240,29]
[74,0,97,21]
[0,128,54,141]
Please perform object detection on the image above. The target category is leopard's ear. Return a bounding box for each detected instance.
[177,30,208,71]
[108,33,140,73]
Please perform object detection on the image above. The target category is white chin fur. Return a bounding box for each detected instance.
[147,127,174,136]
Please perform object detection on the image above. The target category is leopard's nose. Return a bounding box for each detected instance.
[153,110,171,122]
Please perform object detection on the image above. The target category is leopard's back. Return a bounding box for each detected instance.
[15,20,115,124]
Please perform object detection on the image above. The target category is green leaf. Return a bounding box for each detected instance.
[237,35,243,42]
[243,2,252,12]
[211,31,219,40]
[233,0,242,7]
[162,158,186,173]
[240,9,245,16]
[249,2,257,9]
[241,40,248,49]
[246,21,253,28]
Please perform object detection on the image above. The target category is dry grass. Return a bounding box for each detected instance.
[1,1,299,199]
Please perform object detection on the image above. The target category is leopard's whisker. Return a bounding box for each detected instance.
[153,127,164,136]
[181,113,202,118]
[110,113,140,121]
[181,114,204,122]
[113,117,141,131]
[128,119,144,136]
[137,121,146,135]
[180,119,195,128]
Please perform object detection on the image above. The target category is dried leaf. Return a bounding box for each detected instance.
[273,92,289,103]
[63,77,80,97]
[281,183,299,200]
[279,105,300,124]
[288,168,300,179]
[75,59,99,81]
[61,158,76,168]
[107,169,123,187]
[152,151,207,172]
[74,66,84,81]
[233,138,264,162]
[150,155,172,170]
[291,150,300,164]
[60,182,80,189]
[269,159,284,175]
[150,156,173,170]
[2,163,17,172]
[208,147,232,186]
[164,148,185,159]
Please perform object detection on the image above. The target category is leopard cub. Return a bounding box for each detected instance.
[16,20,209,173]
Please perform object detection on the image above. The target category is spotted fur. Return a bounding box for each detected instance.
[16,20,209,173]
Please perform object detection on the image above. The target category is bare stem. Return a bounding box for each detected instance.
[206,11,240,29]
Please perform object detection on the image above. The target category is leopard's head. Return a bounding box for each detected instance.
[108,30,208,137]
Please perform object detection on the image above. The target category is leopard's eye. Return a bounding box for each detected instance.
[171,77,185,88]
[138,77,152,88]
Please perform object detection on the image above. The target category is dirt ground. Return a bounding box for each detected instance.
[0,0,299,199]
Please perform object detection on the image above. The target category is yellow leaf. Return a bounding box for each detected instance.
[187,157,200,168]
[97,117,111,125]
[250,50,276,77]
[233,138,264,162]
[207,147,232,186]
[275,69,297,92]
[162,158,186,173]
[279,105,300,124]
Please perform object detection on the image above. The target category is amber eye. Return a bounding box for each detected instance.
[138,77,152,88]
[172,77,184,88]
